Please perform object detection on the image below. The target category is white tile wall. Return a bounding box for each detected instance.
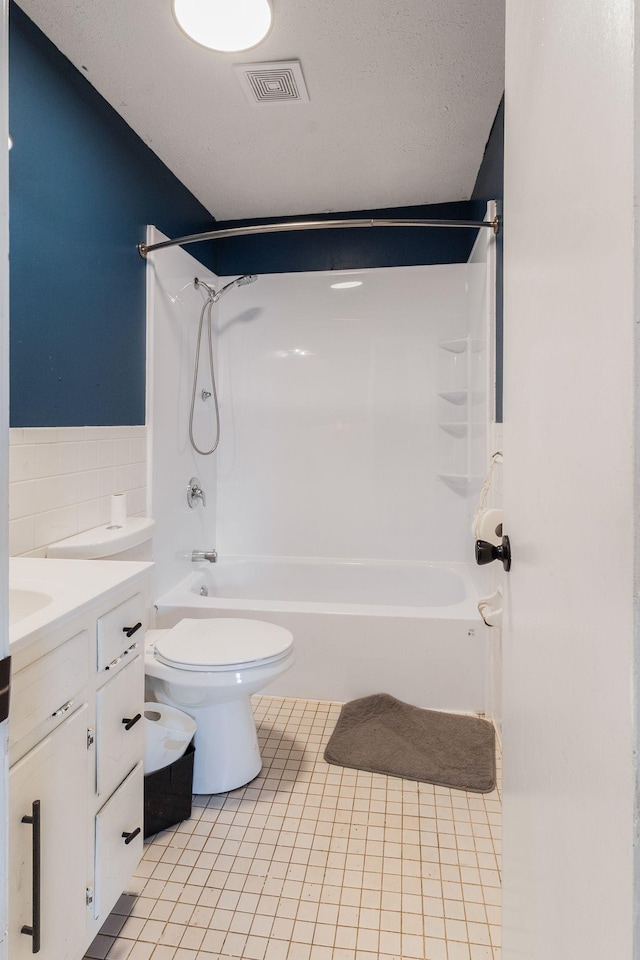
[9,426,147,557]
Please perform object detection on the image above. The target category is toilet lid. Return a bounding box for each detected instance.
[153,618,294,672]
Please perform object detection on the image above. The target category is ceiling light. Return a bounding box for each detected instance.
[330,281,363,289]
[172,0,273,53]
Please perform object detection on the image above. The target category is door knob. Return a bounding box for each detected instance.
[475,535,511,571]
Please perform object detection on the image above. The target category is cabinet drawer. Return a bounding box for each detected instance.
[9,630,90,760]
[95,762,143,920]
[97,593,145,673]
[96,656,144,798]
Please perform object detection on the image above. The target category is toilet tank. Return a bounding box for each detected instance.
[47,517,155,561]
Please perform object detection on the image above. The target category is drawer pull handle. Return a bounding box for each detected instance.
[122,714,142,731]
[21,799,41,953]
[122,827,141,845]
[105,655,122,671]
[51,699,73,718]
[122,622,142,639]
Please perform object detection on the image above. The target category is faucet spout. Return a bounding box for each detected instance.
[191,549,217,563]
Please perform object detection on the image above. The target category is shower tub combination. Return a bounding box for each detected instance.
[154,556,489,714]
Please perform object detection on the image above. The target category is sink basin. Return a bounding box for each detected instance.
[9,587,53,626]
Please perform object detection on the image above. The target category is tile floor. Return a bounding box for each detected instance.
[86,696,502,960]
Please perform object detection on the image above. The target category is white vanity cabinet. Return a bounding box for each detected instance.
[8,561,152,960]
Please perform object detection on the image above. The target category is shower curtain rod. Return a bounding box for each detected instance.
[137,215,500,258]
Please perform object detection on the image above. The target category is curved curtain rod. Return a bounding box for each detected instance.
[138,215,500,258]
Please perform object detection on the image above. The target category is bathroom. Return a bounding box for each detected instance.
[0,2,639,960]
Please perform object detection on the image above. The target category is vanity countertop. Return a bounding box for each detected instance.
[9,557,153,655]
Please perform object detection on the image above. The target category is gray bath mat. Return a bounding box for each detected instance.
[324,693,496,793]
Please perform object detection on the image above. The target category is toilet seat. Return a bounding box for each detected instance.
[153,618,294,673]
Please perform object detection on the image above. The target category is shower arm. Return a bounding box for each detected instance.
[138,215,500,258]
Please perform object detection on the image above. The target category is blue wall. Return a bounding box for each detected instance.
[10,1,504,427]
[212,201,486,277]
[9,3,217,426]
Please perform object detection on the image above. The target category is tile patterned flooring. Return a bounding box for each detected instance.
[86,696,502,960]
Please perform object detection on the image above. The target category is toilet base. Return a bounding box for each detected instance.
[148,683,262,793]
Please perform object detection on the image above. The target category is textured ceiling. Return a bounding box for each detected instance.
[15,0,505,220]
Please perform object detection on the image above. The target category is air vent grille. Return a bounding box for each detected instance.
[234,60,310,105]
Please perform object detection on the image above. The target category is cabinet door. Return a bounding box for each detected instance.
[9,705,89,960]
[95,656,144,798]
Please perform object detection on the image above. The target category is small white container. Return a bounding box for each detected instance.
[143,701,196,774]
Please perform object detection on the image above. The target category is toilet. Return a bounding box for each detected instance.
[47,519,295,793]
[145,618,294,793]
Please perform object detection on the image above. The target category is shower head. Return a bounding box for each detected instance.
[194,274,257,302]
[212,274,257,302]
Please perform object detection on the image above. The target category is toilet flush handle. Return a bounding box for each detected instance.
[475,535,511,572]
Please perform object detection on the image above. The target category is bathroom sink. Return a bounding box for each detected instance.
[9,587,54,625]
[8,557,152,657]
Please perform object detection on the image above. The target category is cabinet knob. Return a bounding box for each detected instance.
[122,714,142,731]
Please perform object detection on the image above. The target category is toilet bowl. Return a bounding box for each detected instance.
[145,618,295,794]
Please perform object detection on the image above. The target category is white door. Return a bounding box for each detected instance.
[502,1,637,957]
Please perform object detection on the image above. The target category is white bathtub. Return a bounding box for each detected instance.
[154,557,489,713]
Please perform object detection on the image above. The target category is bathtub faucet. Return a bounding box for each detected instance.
[191,549,218,563]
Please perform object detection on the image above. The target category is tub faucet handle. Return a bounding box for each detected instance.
[191,549,217,563]
[187,477,206,509]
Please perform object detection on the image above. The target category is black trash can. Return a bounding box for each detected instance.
[143,741,195,837]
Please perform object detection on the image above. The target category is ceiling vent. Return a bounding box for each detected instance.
[234,60,310,104]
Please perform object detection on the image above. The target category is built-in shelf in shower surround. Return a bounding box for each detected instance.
[8,426,147,557]
[438,336,485,353]
[439,422,485,438]
[438,473,484,496]
[435,220,493,506]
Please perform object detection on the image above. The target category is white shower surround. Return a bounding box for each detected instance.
[215,262,471,562]
[146,226,218,598]
[146,224,494,711]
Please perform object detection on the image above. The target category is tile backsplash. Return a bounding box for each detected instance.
[9,426,147,557]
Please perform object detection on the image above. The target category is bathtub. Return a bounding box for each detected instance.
[154,556,489,713]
